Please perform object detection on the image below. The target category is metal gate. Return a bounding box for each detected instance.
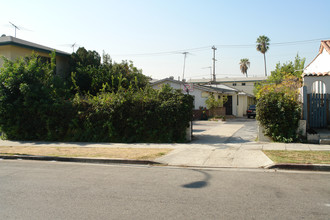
[308,80,329,128]
[309,93,327,128]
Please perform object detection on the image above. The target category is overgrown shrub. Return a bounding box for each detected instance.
[0,54,193,143]
[256,76,301,142]
[0,53,74,140]
[70,85,194,142]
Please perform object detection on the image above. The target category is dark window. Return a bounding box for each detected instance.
[38,56,51,64]
[242,83,246,86]
[233,83,237,86]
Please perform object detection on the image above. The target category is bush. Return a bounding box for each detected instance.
[256,76,301,142]
[0,54,193,143]
[0,53,74,140]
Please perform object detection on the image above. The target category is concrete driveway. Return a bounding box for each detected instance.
[192,118,257,144]
[155,118,275,168]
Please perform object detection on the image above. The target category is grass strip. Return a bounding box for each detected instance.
[263,150,330,164]
[0,146,172,161]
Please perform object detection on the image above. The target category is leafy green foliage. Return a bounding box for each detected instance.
[256,35,270,76]
[70,47,150,95]
[0,52,193,143]
[205,93,227,109]
[254,55,305,98]
[71,85,194,143]
[256,35,270,54]
[268,54,305,84]
[256,76,301,142]
[0,52,74,140]
[239,58,250,77]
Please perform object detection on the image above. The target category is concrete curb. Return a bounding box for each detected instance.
[0,155,162,166]
[266,163,330,172]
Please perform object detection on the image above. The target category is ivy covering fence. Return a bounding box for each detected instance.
[0,50,193,143]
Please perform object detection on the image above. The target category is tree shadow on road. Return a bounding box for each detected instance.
[182,169,211,189]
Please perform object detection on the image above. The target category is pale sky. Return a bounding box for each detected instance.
[1,0,330,80]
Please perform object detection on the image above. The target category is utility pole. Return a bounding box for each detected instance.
[182,52,188,81]
[212,46,217,83]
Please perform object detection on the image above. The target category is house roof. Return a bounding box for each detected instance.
[303,71,330,77]
[188,76,267,84]
[303,40,330,76]
[151,77,253,96]
[150,77,184,86]
[319,40,330,54]
[0,36,70,56]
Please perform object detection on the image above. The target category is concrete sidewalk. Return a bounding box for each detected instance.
[1,119,329,168]
[1,140,330,168]
[154,142,330,168]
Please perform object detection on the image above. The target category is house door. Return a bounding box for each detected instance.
[308,81,328,128]
[224,96,232,115]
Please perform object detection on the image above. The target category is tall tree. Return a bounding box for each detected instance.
[256,35,270,76]
[239,58,250,77]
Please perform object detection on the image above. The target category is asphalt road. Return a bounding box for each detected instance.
[1,160,330,219]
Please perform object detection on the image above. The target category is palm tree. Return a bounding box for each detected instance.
[239,58,250,77]
[256,35,270,76]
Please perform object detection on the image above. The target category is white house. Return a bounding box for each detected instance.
[188,76,267,96]
[303,40,330,94]
[302,40,330,129]
[151,77,253,117]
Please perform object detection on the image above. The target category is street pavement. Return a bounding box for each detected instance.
[1,160,330,220]
[1,118,330,168]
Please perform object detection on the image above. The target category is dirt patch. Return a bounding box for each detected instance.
[263,150,330,164]
[0,146,172,160]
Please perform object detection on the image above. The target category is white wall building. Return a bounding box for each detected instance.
[188,76,267,96]
[151,78,254,117]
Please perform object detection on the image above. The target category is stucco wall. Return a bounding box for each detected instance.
[152,82,218,110]
[0,45,69,76]
[222,81,255,95]
[304,76,330,94]
[305,49,330,73]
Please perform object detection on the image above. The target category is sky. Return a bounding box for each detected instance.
[1,0,330,80]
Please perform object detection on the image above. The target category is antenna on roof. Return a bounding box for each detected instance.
[71,43,77,52]
[9,22,20,37]
[59,42,80,53]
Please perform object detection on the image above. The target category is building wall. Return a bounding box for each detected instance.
[221,81,256,95]
[304,76,330,94]
[152,80,251,117]
[152,82,219,110]
[237,95,246,117]
[0,45,69,76]
[305,49,330,73]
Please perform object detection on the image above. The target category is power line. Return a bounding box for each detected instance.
[112,37,329,57]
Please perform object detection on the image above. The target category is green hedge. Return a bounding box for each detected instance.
[256,76,301,142]
[70,86,193,142]
[0,54,193,143]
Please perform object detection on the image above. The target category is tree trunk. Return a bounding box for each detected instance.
[263,53,267,76]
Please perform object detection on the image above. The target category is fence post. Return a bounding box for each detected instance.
[303,86,307,120]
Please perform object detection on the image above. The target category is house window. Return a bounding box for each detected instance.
[232,83,237,86]
[38,56,51,64]
[201,92,209,98]
[242,83,246,86]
